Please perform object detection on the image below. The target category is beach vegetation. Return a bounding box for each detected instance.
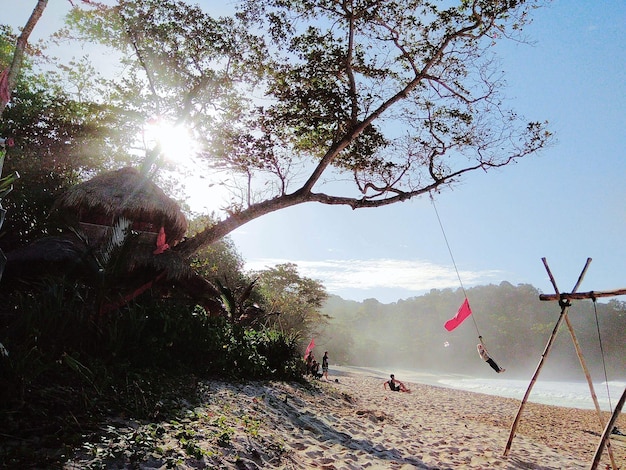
[211,415,235,447]
[0,259,309,467]
[242,414,262,437]
[252,262,329,342]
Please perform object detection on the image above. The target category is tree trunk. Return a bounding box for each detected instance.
[0,0,48,116]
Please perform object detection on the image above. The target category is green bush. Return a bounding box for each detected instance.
[222,326,301,380]
[0,285,303,409]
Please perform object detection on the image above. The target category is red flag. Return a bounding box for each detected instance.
[304,338,315,359]
[153,226,170,254]
[444,298,472,331]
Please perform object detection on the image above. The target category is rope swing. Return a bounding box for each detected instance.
[429,192,481,339]
[430,193,505,372]
[592,297,613,412]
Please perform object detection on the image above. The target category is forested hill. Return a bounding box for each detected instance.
[318,282,626,381]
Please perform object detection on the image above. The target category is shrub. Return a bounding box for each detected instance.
[0,286,303,404]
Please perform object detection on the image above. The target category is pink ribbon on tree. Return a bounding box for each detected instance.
[153,226,170,254]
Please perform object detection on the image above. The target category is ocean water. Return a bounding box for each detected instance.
[434,377,625,411]
[333,365,625,411]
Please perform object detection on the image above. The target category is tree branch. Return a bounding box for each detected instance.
[344,3,359,125]
[0,0,48,116]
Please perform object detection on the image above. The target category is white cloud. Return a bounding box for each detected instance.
[244,258,502,298]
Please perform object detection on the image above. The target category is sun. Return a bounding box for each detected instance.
[142,117,199,168]
[141,117,232,214]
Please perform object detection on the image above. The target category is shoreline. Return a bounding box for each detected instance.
[332,364,624,411]
[65,372,625,469]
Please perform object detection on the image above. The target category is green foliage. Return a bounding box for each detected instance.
[188,215,267,323]
[219,325,301,379]
[70,0,549,177]
[0,284,301,400]
[189,215,245,281]
[57,0,552,258]
[253,262,329,344]
[210,415,234,447]
[0,25,140,252]
[0,277,303,465]
[65,0,260,151]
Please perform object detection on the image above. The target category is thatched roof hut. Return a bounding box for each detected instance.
[53,167,188,246]
[2,169,226,314]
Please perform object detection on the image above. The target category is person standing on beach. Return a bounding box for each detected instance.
[383,374,411,393]
[477,343,505,373]
[322,351,329,380]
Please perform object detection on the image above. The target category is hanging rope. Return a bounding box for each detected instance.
[429,193,483,341]
[591,296,613,412]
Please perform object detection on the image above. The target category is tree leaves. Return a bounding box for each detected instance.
[9,0,552,257]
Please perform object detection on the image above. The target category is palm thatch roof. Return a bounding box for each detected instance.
[53,167,188,242]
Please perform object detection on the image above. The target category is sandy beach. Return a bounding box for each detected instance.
[66,371,625,469]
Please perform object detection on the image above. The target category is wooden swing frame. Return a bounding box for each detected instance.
[503,257,625,470]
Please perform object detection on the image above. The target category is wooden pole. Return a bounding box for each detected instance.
[539,288,626,301]
[540,257,619,467]
[503,301,570,456]
[590,387,626,470]
[503,257,591,457]
[563,315,617,469]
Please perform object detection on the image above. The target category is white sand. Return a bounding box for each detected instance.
[65,371,625,469]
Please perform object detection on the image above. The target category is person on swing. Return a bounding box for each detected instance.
[477,343,505,373]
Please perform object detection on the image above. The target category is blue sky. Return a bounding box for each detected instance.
[6,1,626,303]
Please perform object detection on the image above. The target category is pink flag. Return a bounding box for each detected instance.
[304,338,315,359]
[444,298,472,331]
[152,226,170,254]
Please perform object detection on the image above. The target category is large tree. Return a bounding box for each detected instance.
[0,24,140,251]
[253,262,328,341]
[14,0,552,258]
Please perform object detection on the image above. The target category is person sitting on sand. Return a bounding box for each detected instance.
[383,374,411,393]
[311,360,323,378]
[477,343,505,373]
